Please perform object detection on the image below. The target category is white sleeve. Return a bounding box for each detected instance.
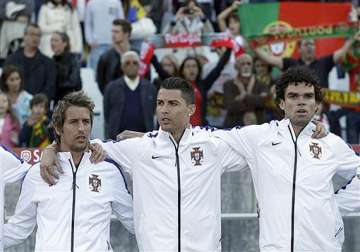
[335,174,360,215]
[212,127,256,160]
[84,3,94,44]
[334,138,360,180]
[111,168,134,234]
[4,171,37,248]
[91,138,142,175]
[0,146,30,184]
[214,137,249,173]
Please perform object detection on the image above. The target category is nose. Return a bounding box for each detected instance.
[78,121,85,131]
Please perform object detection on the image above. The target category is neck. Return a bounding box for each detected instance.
[170,125,188,144]
[301,55,314,65]
[71,151,84,167]
[8,91,19,103]
[114,41,130,53]
[237,75,251,84]
[24,46,37,57]
[126,75,138,81]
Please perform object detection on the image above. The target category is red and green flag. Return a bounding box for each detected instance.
[238,2,356,57]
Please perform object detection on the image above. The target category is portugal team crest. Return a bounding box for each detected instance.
[309,142,322,159]
[191,147,204,166]
[89,174,101,192]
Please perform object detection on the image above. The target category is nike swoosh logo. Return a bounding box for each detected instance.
[272,142,281,146]
[152,155,160,159]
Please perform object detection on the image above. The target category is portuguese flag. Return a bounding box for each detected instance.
[238,2,355,57]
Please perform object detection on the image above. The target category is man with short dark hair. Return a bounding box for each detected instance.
[215,65,360,251]
[96,19,134,94]
[103,51,156,140]
[4,91,134,251]
[4,23,56,101]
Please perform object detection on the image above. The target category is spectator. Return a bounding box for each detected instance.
[51,31,82,105]
[85,0,125,71]
[96,19,133,94]
[179,48,232,125]
[37,0,83,57]
[223,53,269,127]
[217,0,241,37]
[162,0,214,34]
[4,23,56,102]
[19,94,52,148]
[104,51,156,140]
[122,0,156,44]
[0,64,32,125]
[254,34,359,88]
[152,54,179,90]
[0,92,20,148]
[254,57,275,87]
[0,0,33,64]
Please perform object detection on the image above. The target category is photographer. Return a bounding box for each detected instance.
[162,0,213,34]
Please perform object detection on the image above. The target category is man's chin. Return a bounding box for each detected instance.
[70,144,87,153]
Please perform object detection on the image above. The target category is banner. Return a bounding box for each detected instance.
[14,148,42,165]
[323,89,360,111]
[238,2,355,58]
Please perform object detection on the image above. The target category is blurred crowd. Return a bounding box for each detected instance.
[0,0,359,149]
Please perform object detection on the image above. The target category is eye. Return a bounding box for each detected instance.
[304,93,315,99]
[169,101,178,106]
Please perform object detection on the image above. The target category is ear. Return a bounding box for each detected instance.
[54,125,62,137]
[187,104,196,117]
[315,102,320,113]
[278,99,285,111]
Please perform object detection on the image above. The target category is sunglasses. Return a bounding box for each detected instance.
[124,61,139,66]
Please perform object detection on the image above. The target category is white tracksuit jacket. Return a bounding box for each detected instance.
[214,119,360,252]
[0,146,30,252]
[94,127,247,252]
[4,151,134,252]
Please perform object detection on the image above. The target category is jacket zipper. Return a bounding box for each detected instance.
[169,130,186,252]
[288,125,304,252]
[69,159,79,252]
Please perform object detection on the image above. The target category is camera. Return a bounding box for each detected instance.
[183,7,195,15]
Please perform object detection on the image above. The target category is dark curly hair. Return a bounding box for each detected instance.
[275,65,323,104]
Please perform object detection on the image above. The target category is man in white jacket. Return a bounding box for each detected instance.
[214,66,360,252]
[4,91,134,251]
[0,147,31,252]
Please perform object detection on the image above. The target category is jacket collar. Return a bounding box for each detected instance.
[277,118,316,139]
[57,151,91,170]
[157,126,193,147]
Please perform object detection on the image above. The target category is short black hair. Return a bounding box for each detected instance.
[160,77,195,105]
[113,19,132,35]
[24,23,40,35]
[275,65,323,104]
[30,93,48,109]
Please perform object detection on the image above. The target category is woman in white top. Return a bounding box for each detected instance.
[38,0,83,57]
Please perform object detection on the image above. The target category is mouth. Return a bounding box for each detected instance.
[75,136,87,141]
[295,109,308,116]
[160,118,171,124]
